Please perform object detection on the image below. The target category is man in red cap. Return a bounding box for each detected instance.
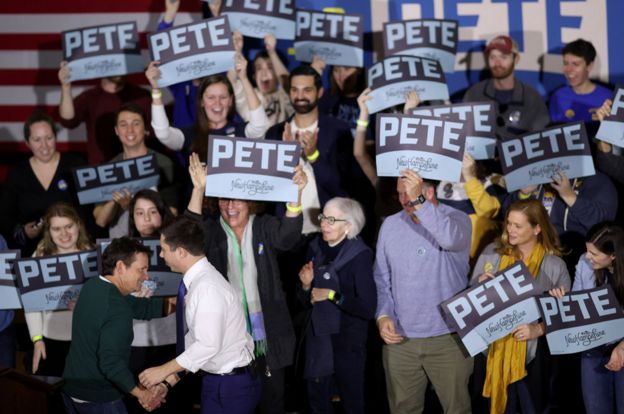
[464,35,549,138]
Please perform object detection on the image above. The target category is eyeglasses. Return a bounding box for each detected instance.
[317,213,347,225]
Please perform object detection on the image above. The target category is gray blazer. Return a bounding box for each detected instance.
[470,243,571,363]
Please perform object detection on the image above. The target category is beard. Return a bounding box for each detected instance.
[292,98,317,114]
[490,63,514,80]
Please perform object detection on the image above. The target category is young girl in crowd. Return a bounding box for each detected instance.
[552,222,624,414]
[25,202,93,376]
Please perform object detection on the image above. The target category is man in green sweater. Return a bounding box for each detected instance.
[62,237,168,413]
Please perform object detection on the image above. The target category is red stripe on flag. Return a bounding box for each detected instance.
[0,1,201,14]
[0,142,86,152]
[0,69,150,86]
[0,105,59,122]
[0,33,152,51]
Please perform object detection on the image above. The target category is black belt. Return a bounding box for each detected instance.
[204,364,251,376]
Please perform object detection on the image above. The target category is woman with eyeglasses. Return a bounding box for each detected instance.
[298,197,377,413]
[186,153,307,414]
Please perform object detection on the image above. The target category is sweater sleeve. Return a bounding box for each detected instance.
[337,249,377,320]
[373,225,398,321]
[416,202,472,251]
[98,305,137,393]
[566,174,618,233]
[244,106,269,138]
[127,296,164,320]
[464,177,501,219]
[572,256,595,292]
[24,311,44,339]
[151,103,185,150]
[596,150,624,186]
[232,79,251,122]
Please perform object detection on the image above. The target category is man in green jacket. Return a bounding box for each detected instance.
[62,237,168,413]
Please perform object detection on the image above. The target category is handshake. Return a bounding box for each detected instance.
[132,382,169,412]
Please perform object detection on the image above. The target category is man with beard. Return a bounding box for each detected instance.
[265,65,358,237]
[464,35,549,138]
[57,65,152,165]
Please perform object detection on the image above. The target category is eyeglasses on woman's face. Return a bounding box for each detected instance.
[317,213,347,226]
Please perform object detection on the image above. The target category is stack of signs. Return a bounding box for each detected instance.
[205,135,300,202]
[383,19,458,73]
[595,86,624,147]
[295,9,364,67]
[148,16,235,87]
[366,55,449,114]
[97,238,181,297]
[0,250,21,310]
[221,0,295,40]
[375,113,466,182]
[14,250,99,312]
[62,22,143,82]
[412,102,497,160]
[498,122,595,192]
[537,286,624,355]
[72,154,160,205]
[441,262,542,356]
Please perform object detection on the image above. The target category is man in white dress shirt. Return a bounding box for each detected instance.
[138,216,260,414]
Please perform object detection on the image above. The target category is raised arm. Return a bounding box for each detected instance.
[354,88,377,186]
[264,34,289,89]
[145,61,185,150]
[58,61,75,121]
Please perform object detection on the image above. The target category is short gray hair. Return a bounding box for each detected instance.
[325,197,365,239]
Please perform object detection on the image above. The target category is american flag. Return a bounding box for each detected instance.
[0,0,203,180]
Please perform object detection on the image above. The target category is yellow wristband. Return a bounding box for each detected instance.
[327,290,336,301]
[518,192,532,200]
[306,149,320,162]
[32,335,43,343]
[286,203,302,213]
[356,119,369,128]
[151,89,163,99]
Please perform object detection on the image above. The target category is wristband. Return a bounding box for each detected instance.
[160,380,173,391]
[327,290,336,301]
[356,119,369,128]
[306,149,320,162]
[151,89,163,100]
[286,203,302,213]
[518,192,532,200]
[32,335,43,343]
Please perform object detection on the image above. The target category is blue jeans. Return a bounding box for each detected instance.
[62,393,127,414]
[581,350,624,414]
[200,371,261,414]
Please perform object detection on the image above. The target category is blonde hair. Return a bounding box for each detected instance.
[496,199,562,258]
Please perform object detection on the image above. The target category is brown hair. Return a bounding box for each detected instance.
[586,222,624,306]
[35,202,93,256]
[192,75,235,161]
[496,199,562,258]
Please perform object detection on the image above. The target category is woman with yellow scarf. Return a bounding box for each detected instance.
[471,199,571,414]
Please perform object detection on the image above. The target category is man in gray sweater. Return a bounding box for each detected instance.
[374,169,473,414]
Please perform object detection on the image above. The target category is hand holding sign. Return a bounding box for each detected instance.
[232,30,243,53]
[292,164,307,192]
[550,170,577,207]
[112,188,133,210]
[595,99,614,153]
[311,55,326,76]
[357,88,372,120]
[511,322,544,342]
[145,61,162,90]
[264,33,277,52]
[403,90,421,114]
[58,61,71,86]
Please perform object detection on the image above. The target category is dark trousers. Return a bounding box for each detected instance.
[0,324,16,368]
[201,371,261,414]
[256,356,286,414]
[62,393,127,414]
[306,345,366,414]
[34,337,70,376]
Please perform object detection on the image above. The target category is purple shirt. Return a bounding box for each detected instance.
[374,201,471,338]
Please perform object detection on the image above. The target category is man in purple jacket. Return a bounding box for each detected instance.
[374,169,473,414]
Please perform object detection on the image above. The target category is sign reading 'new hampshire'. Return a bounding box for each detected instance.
[366,55,449,114]
[206,135,300,202]
[62,22,143,82]
[384,19,458,73]
[441,262,542,356]
[295,9,364,67]
[221,0,295,40]
[148,16,235,87]
[498,122,595,192]
[538,286,624,355]
[412,102,496,160]
[15,250,99,312]
[375,113,465,182]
